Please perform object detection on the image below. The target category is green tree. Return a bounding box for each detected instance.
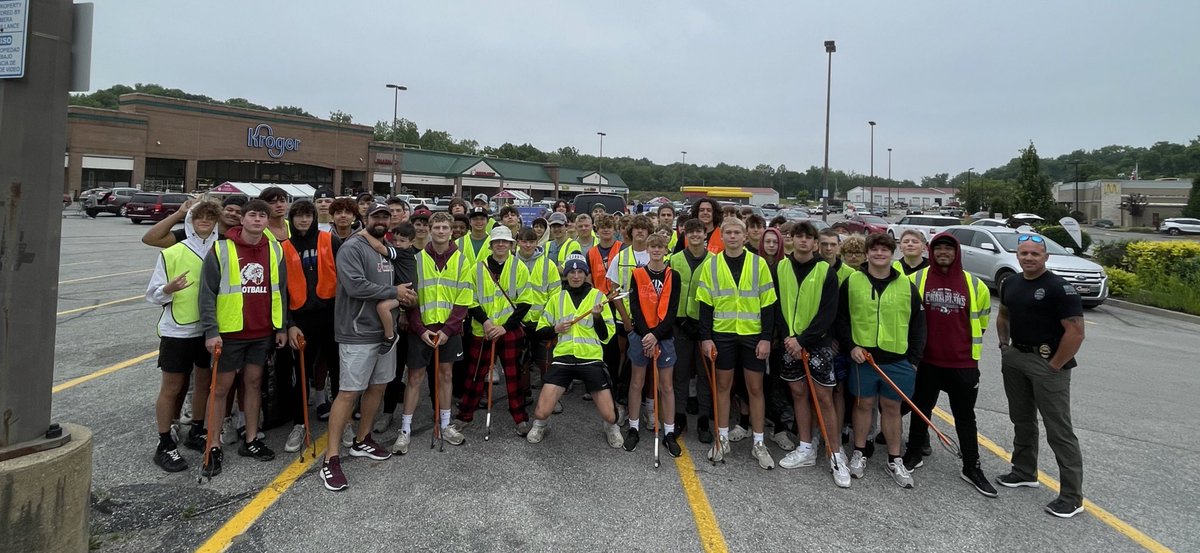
[374,118,420,143]
[1184,176,1200,218]
[271,105,314,117]
[329,110,354,124]
[1014,142,1055,216]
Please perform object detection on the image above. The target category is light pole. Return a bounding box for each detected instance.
[868,120,876,211]
[966,167,974,212]
[597,131,606,192]
[1069,159,1082,216]
[821,40,836,222]
[681,150,687,187]
[386,83,407,196]
[887,147,892,210]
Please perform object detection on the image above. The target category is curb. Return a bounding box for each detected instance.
[1102,298,1200,326]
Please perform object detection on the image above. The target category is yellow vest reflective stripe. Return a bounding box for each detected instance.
[525,254,561,325]
[847,271,911,355]
[667,250,709,319]
[214,239,284,333]
[778,259,831,337]
[455,235,492,267]
[539,287,613,360]
[911,268,991,360]
[160,244,204,327]
[415,249,472,326]
[553,238,581,269]
[470,256,531,336]
[612,247,641,312]
[695,251,778,336]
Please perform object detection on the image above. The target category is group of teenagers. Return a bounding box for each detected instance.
[142,189,1087,518]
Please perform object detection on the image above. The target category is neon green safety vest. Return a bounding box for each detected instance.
[911,268,991,360]
[524,253,562,326]
[415,248,473,326]
[610,246,643,314]
[846,271,912,355]
[666,230,679,252]
[455,234,492,268]
[160,243,204,327]
[835,261,857,285]
[469,255,533,337]
[667,249,709,319]
[777,258,831,337]
[213,239,284,333]
[551,238,582,269]
[538,287,614,360]
[695,251,778,336]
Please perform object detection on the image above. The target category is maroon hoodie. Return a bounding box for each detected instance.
[919,232,975,368]
[222,226,276,341]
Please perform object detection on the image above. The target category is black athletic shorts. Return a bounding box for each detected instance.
[217,337,272,373]
[406,334,465,370]
[543,360,612,393]
[780,346,837,387]
[713,334,767,372]
[158,336,211,374]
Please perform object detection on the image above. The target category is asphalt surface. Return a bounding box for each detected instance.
[50,213,1197,552]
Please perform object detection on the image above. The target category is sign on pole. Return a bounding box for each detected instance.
[0,0,29,79]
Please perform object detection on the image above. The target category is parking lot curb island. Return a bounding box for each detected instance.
[0,423,93,552]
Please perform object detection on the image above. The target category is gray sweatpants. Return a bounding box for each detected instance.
[1001,347,1084,505]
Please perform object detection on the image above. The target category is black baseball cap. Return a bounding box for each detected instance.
[469,206,490,219]
[313,187,335,200]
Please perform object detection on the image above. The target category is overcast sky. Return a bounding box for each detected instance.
[87,1,1200,182]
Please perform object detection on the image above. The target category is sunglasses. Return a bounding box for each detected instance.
[1017,234,1045,243]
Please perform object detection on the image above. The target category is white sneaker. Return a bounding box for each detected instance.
[220,417,237,445]
[605,423,625,449]
[284,424,305,453]
[341,424,355,448]
[178,391,193,424]
[373,413,393,434]
[887,458,915,489]
[849,450,866,479]
[442,424,466,446]
[707,436,730,462]
[391,431,410,455]
[779,445,817,469]
[728,425,750,442]
[526,422,548,444]
[832,453,852,488]
[771,431,796,451]
[752,442,775,470]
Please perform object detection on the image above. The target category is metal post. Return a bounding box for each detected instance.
[887,147,892,210]
[681,151,687,187]
[1069,160,1081,215]
[386,84,406,197]
[597,132,606,192]
[966,167,974,212]
[868,120,876,210]
[821,40,835,222]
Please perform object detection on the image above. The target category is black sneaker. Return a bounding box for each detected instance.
[379,333,399,355]
[154,447,188,473]
[686,396,699,415]
[202,447,223,477]
[623,427,640,452]
[1045,498,1084,518]
[995,472,1040,488]
[921,444,933,456]
[902,451,924,472]
[961,464,999,498]
[697,416,713,444]
[237,438,276,462]
[863,440,876,458]
[183,426,207,452]
[316,402,332,421]
[664,432,682,458]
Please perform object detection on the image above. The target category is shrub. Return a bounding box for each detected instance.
[1128,276,1200,316]
[1036,224,1092,252]
[1125,241,1200,276]
[1105,267,1138,296]
[1092,239,1138,270]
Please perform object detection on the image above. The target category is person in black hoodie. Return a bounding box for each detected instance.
[897,230,930,275]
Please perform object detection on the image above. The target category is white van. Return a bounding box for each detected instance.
[887,214,963,241]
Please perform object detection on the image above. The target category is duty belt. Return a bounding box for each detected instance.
[1012,342,1053,359]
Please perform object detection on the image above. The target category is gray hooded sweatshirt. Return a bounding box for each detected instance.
[335,234,398,344]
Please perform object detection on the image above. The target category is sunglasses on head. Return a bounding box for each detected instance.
[1017,234,1045,243]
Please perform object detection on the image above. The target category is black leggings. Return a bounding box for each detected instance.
[906,363,982,466]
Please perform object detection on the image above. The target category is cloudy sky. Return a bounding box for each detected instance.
[87,1,1199,181]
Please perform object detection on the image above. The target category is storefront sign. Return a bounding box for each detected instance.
[247,123,301,159]
[0,0,30,79]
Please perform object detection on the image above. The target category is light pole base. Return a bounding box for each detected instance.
[0,423,93,552]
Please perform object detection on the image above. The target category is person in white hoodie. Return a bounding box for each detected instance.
[145,200,222,472]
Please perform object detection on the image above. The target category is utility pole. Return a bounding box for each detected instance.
[1069,159,1082,216]
[597,131,606,192]
[821,40,836,222]
[868,120,876,211]
[680,151,687,187]
[386,83,407,197]
[887,147,893,210]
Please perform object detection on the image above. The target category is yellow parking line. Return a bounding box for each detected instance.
[932,408,1173,553]
[194,434,329,553]
[59,269,150,284]
[674,442,728,553]
[56,294,144,315]
[52,351,157,393]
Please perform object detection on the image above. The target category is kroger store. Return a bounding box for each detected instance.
[65,93,627,200]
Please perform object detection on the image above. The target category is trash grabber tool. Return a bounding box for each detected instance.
[801,348,840,470]
[199,343,221,483]
[652,346,661,469]
[703,348,723,465]
[862,352,961,458]
[567,290,630,325]
[431,334,443,451]
[296,335,312,460]
[484,337,498,441]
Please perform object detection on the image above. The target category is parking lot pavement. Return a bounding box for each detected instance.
[52,216,1193,552]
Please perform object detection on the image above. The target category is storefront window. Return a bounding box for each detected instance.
[197,160,333,186]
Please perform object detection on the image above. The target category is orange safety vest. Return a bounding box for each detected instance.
[282,231,337,310]
[587,240,622,294]
[632,266,672,328]
[684,227,725,254]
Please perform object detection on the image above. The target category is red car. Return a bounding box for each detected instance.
[844,213,890,235]
[125,192,192,224]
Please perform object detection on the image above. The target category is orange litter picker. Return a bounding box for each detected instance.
[862,352,961,458]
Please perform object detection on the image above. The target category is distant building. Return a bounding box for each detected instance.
[1053,178,1192,227]
[680,186,779,206]
[844,186,959,208]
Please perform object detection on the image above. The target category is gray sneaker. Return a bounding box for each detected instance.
[527,422,548,444]
[605,423,625,449]
[284,424,305,453]
[887,458,915,489]
[832,453,852,488]
[752,442,775,470]
[442,424,466,446]
[771,431,796,451]
[707,436,730,462]
[779,445,817,469]
[391,431,410,455]
[849,450,866,479]
[515,421,532,437]
[373,413,393,434]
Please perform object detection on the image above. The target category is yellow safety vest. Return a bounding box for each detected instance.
[911,268,990,360]
[539,287,614,360]
[667,249,709,319]
[415,248,473,326]
[214,239,284,333]
[524,253,562,326]
[846,271,912,355]
[160,243,204,326]
[695,251,777,336]
[777,259,831,337]
[470,255,533,337]
[455,234,492,267]
[835,261,857,285]
[610,246,643,314]
[551,238,582,269]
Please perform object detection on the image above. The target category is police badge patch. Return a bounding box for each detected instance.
[1034,288,1046,300]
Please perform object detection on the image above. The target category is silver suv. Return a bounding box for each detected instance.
[943,225,1108,308]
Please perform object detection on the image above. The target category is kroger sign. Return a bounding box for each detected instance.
[246,124,301,159]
